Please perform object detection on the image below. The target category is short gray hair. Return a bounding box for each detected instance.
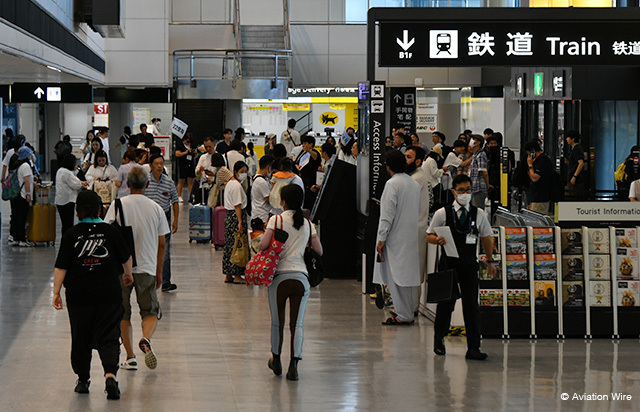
[128,165,149,190]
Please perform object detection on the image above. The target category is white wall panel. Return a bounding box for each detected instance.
[292,54,329,86]
[290,0,329,22]
[106,19,166,51]
[105,52,168,85]
[202,0,231,22]
[172,0,201,22]
[130,0,168,19]
[169,25,235,50]
[239,0,282,25]
[328,25,366,55]
[328,55,365,85]
[291,26,329,55]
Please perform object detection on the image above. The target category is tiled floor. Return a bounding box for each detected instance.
[1,200,639,411]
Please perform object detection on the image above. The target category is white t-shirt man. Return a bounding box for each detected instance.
[266,210,316,273]
[251,174,271,223]
[17,162,33,199]
[104,194,170,276]
[2,148,15,169]
[225,151,245,172]
[629,179,640,200]
[99,134,110,162]
[224,179,247,210]
[280,128,300,157]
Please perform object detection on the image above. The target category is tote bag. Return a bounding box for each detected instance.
[245,216,289,286]
[110,199,137,268]
[230,231,250,267]
[426,246,461,303]
[304,219,324,287]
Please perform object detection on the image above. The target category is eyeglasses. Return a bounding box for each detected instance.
[454,188,472,194]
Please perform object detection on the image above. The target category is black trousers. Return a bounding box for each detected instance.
[67,302,123,381]
[434,261,482,351]
[9,196,29,241]
[57,202,75,237]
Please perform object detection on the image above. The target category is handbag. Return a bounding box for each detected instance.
[110,198,137,268]
[304,219,324,287]
[230,231,250,267]
[207,183,220,208]
[245,216,289,286]
[426,246,460,303]
[93,181,114,204]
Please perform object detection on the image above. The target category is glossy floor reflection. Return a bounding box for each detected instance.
[1,201,639,411]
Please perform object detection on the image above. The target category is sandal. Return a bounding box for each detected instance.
[233,276,246,284]
[224,276,234,284]
[382,317,414,326]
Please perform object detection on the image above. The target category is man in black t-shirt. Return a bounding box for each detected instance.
[53,191,133,400]
[525,140,553,214]
[138,124,155,149]
[564,130,585,199]
[295,134,321,209]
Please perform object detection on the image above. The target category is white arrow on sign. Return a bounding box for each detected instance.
[396,30,415,51]
[394,94,402,103]
[34,87,44,99]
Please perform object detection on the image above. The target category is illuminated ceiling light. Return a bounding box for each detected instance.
[46,65,61,73]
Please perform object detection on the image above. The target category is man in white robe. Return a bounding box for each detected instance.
[406,146,432,312]
[374,149,421,325]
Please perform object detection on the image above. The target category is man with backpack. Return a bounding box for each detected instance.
[524,140,553,214]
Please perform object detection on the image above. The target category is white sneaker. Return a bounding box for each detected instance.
[120,357,138,370]
[178,197,184,203]
[17,241,34,248]
[139,337,157,369]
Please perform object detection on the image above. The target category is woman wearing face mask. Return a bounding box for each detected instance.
[222,161,249,284]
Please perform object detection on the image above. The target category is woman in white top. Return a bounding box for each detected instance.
[222,161,249,283]
[114,150,137,198]
[259,184,323,381]
[246,142,258,176]
[55,154,89,236]
[86,150,118,185]
[422,146,449,187]
[81,130,95,156]
[337,133,358,166]
[81,138,103,173]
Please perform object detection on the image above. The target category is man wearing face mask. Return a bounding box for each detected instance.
[426,174,495,360]
[467,136,491,209]
[251,155,274,230]
[405,146,433,313]
[374,150,421,326]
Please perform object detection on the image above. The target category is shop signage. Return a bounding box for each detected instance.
[416,97,437,134]
[379,21,640,67]
[558,202,640,222]
[10,83,93,103]
[282,103,310,111]
[369,81,386,200]
[552,71,564,97]
[389,87,416,132]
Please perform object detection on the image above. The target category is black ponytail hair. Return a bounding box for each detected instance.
[280,184,304,230]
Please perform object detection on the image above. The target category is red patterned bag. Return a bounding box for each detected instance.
[245,215,289,286]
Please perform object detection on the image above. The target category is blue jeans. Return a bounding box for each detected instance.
[162,211,172,285]
[268,272,310,358]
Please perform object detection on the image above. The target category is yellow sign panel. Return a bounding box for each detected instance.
[319,112,340,126]
[282,103,310,111]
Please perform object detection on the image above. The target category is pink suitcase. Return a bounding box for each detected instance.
[212,206,226,250]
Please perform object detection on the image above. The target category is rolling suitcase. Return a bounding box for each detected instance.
[27,203,56,246]
[212,206,226,250]
[189,187,211,243]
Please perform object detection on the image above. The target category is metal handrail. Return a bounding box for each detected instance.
[173,49,293,83]
[233,0,241,51]
[283,0,291,50]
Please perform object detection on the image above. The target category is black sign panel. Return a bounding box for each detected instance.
[369,81,386,201]
[389,87,416,133]
[379,22,640,67]
[11,83,93,103]
[552,70,564,98]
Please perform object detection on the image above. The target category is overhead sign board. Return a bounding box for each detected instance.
[11,83,93,103]
[389,87,416,132]
[558,202,640,223]
[379,22,640,67]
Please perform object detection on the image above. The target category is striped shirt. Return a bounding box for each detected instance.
[145,172,179,213]
[469,149,488,193]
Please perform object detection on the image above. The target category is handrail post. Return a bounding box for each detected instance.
[189,52,194,82]
[274,55,279,81]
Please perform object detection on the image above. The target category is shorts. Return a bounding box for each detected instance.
[120,273,162,321]
[178,163,196,179]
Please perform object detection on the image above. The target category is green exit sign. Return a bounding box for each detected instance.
[534,72,544,96]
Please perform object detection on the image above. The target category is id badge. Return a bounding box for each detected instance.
[466,234,477,244]
[186,155,193,161]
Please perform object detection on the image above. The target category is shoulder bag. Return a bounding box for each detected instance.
[244,215,289,286]
[110,199,137,267]
[426,245,461,303]
[304,219,324,287]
